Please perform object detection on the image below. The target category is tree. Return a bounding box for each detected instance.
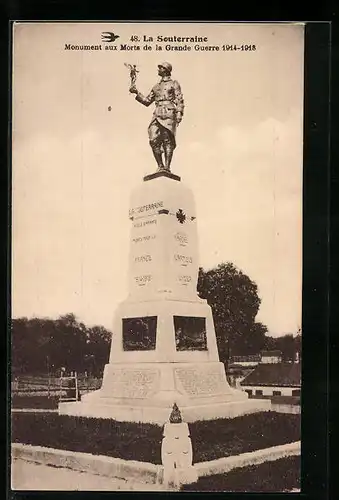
[84,325,111,376]
[275,334,296,362]
[197,262,268,361]
[245,322,268,354]
[11,314,112,376]
[11,317,31,375]
[264,331,301,363]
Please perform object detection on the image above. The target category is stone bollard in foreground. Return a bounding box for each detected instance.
[161,403,198,490]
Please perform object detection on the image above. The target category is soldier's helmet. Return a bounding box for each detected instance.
[158,62,172,73]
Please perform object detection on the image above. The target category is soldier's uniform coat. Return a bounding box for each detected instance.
[135,76,184,149]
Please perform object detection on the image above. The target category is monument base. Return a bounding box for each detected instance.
[57,173,272,425]
[143,170,181,182]
[58,361,271,425]
[58,397,271,425]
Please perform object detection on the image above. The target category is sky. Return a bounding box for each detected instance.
[12,22,304,336]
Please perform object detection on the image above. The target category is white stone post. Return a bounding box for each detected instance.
[161,403,198,489]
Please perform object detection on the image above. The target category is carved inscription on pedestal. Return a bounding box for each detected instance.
[174,232,188,247]
[174,367,227,396]
[178,275,192,285]
[133,235,156,244]
[134,274,152,286]
[103,369,159,399]
[129,201,164,218]
[174,254,193,266]
[133,218,157,228]
[135,254,152,263]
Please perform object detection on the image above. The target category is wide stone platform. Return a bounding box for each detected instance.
[59,360,270,424]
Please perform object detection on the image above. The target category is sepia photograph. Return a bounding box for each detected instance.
[11,21,304,492]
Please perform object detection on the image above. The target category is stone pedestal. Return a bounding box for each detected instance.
[59,172,270,423]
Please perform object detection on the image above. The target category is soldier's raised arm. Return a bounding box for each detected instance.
[133,88,156,107]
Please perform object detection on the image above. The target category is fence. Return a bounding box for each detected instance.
[11,375,102,397]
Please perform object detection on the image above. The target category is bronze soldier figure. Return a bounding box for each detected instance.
[130,62,184,172]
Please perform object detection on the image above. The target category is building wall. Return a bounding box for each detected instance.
[260,356,281,364]
[241,385,301,397]
[231,361,259,367]
[271,403,301,414]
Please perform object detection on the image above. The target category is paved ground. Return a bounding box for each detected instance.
[11,459,165,491]
[11,459,301,493]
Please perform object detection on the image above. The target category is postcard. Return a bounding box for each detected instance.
[11,21,304,492]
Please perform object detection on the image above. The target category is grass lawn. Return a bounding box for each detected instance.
[181,455,301,492]
[11,413,163,464]
[11,395,60,409]
[11,411,300,465]
[189,412,300,463]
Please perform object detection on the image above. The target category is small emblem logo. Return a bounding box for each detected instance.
[101,32,120,43]
[176,209,186,224]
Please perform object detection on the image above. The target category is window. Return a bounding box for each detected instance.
[255,390,263,396]
[292,389,301,396]
[273,390,282,396]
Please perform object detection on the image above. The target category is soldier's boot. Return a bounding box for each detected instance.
[163,144,173,171]
[151,145,165,171]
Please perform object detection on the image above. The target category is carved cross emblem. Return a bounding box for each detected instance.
[176,209,186,224]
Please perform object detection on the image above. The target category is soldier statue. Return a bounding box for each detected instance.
[129,62,184,172]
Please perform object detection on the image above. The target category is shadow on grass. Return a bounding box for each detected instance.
[181,456,301,492]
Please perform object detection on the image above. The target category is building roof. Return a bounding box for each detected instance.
[240,363,301,387]
[260,350,282,357]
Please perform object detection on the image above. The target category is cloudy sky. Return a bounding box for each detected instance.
[12,22,304,336]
